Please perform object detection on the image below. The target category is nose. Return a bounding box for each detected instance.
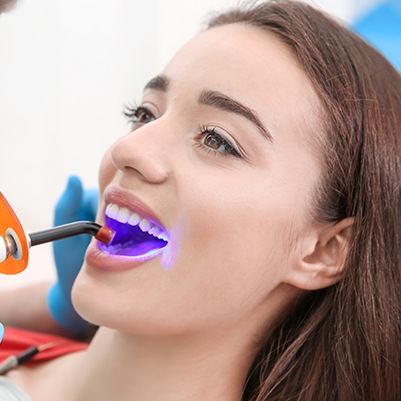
[110,123,170,184]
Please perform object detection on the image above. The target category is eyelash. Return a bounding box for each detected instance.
[123,104,243,159]
[194,125,242,158]
[123,103,155,126]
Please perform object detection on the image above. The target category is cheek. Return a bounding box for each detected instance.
[170,178,298,288]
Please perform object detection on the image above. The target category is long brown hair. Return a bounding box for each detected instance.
[209,1,401,400]
[0,0,17,13]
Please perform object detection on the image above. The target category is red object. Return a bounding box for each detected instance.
[0,326,88,363]
[95,225,115,245]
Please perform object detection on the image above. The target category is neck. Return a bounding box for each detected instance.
[52,285,295,401]
[63,327,257,401]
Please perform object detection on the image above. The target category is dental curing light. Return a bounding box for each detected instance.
[0,192,114,275]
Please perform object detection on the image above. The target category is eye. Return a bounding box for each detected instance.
[196,125,243,158]
[123,104,156,127]
[203,133,223,149]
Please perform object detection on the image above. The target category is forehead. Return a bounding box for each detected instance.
[161,24,321,142]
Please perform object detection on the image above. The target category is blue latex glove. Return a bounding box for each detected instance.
[48,175,99,334]
[0,323,4,343]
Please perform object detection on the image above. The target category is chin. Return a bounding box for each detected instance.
[70,263,172,335]
[70,263,118,328]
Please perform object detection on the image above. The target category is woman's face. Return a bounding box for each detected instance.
[74,24,322,339]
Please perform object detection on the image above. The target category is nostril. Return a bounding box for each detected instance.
[110,135,169,184]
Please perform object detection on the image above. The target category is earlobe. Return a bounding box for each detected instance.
[285,217,355,291]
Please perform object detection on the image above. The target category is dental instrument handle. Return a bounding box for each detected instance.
[0,222,114,264]
[28,221,114,247]
[0,192,115,273]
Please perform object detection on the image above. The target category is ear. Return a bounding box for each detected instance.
[284,217,354,291]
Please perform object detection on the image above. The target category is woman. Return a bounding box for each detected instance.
[1,1,400,400]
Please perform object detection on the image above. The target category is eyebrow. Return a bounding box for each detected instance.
[199,90,272,141]
[143,75,272,141]
[144,74,170,92]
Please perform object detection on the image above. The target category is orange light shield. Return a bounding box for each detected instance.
[0,192,29,274]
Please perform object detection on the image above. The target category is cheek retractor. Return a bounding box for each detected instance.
[0,192,114,275]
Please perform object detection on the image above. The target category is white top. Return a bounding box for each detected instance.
[0,376,32,401]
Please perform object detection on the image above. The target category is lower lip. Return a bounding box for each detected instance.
[85,240,164,272]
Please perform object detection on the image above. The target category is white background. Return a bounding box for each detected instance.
[0,0,384,287]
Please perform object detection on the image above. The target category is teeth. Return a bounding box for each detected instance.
[148,226,161,237]
[116,207,130,223]
[128,212,141,226]
[105,203,168,241]
[106,204,119,219]
[158,232,168,241]
[138,218,151,232]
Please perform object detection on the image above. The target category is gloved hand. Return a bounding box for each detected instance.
[48,175,99,335]
[0,323,4,343]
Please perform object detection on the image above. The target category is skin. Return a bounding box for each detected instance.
[74,23,322,337]
[6,24,350,401]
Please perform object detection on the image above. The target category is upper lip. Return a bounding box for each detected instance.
[103,186,165,229]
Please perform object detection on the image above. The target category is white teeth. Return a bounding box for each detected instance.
[157,232,168,241]
[105,203,168,241]
[139,218,151,232]
[128,212,141,226]
[106,204,119,219]
[148,226,161,237]
[116,207,130,224]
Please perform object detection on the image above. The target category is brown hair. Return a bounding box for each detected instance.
[0,0,17,14]
[209,1,401,400]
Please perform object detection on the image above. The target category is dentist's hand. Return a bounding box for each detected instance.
[48,175,99,334]
[0,323,4,343]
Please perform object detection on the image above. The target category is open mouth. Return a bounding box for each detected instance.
[98,203,168,258]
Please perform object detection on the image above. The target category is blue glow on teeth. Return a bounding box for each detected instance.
[99,216,168,257]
